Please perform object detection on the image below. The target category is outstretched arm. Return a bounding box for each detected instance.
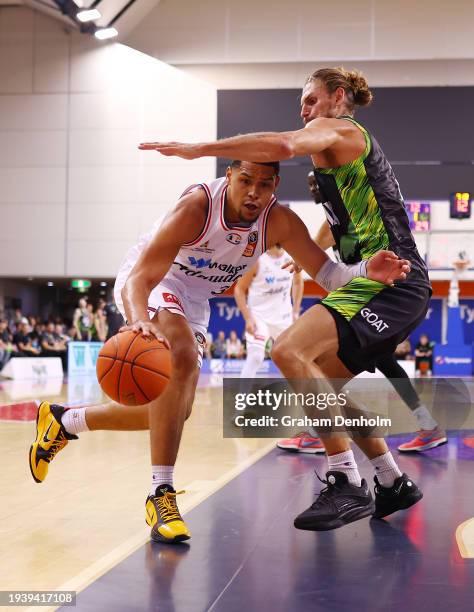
[266,206,410,290]
[138,118,343,162]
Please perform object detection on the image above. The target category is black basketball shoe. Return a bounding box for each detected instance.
[372,473,423,519]
[294,471,375,531]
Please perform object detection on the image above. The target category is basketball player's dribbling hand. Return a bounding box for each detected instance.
[138,142,199,160]
[367,251,411,286]
[119,321,171,349]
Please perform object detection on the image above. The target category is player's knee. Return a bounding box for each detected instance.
[171,342,199,375]
[271,337,297,368]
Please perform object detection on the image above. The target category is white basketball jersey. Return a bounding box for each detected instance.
[247,250,293,323]
[117,177,276,302]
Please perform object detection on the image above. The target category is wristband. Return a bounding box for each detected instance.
[315,259,368,292]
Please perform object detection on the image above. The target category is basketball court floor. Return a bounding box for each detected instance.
[1,373,474,612]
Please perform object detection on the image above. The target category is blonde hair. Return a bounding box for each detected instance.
[307,67,373,109]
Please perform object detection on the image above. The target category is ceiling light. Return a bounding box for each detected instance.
[47,281,54,287]
[94,27,118,40]
[100,281,107,286]
[77,9,101,22]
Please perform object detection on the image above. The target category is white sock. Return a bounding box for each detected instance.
[413,404,438,430]
[151,465,174,495]
[327,449,361,487]
[371,451,402,488]
[308,426,319,438]
[61,408,89,435]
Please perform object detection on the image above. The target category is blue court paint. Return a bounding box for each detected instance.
[60,433,474,612]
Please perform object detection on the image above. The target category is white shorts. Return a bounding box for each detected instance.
[114,272,210,367]
[245,316,291,350]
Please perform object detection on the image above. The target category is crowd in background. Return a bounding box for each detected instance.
[207,330,433,375]
[0,297,124,372]
[1,299,433,376]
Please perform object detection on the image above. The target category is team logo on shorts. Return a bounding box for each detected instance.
[243,231,258,257]
[360,307,389,333]
[194,331,206,346]
[163,293,184,312]
[226,233,242,245]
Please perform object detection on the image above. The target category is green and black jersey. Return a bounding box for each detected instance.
[315,117,430,320]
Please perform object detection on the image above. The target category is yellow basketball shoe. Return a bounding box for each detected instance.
[29,402,78,483]
[145,484,191,544]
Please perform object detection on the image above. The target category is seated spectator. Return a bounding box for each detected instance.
[210,331,224,358]
[226,330,243,359]
[0,318,16,370]
[211,331,227,358]
[415,333,434,376]
[28,317,41,347]
[13,319,41,357]
[394,338,412,361]
[41,321,67,371]
[55,323,69,343]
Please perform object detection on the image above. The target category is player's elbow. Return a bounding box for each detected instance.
[280,135,296,159]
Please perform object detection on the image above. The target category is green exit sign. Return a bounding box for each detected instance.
[71,279,91,289]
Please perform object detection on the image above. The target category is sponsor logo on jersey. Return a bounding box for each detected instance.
[265,276,275,284]
[192,241,215,254]
[163,293,184,311]
[360,307,389,333]
[243,231,258,257]
[188,256,212,269]
[172,261,247,293]
[226,233,242,245]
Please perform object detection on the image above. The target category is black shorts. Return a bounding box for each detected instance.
[321,278,431,375]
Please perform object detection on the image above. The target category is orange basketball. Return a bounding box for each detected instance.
[96,331,171,406]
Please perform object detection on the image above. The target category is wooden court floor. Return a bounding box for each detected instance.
[1,374,473,612]
[0,376,274,611]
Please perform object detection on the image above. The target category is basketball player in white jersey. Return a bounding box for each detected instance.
[30,160,409,544]
[236,245,303,378]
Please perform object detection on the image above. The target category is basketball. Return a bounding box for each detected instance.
[96,331,171,406]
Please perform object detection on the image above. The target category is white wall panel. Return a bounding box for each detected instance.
[69,93,143,130]
[69,130,142,167]
[0,38,34,94]
[67,204,140,241]
[299,24,372,60]
[126,0,474,66]
[0,131,67,167]
[0,94,68,130]
[0,239,65,276]
[33,39,70,93]
[67,241,134,277]
[0,203,65,241]
[0,6,34,94]
[178,59,474,90]
[0,168,66,203]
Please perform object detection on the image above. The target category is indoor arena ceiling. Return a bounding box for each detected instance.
[0,0,161,39]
